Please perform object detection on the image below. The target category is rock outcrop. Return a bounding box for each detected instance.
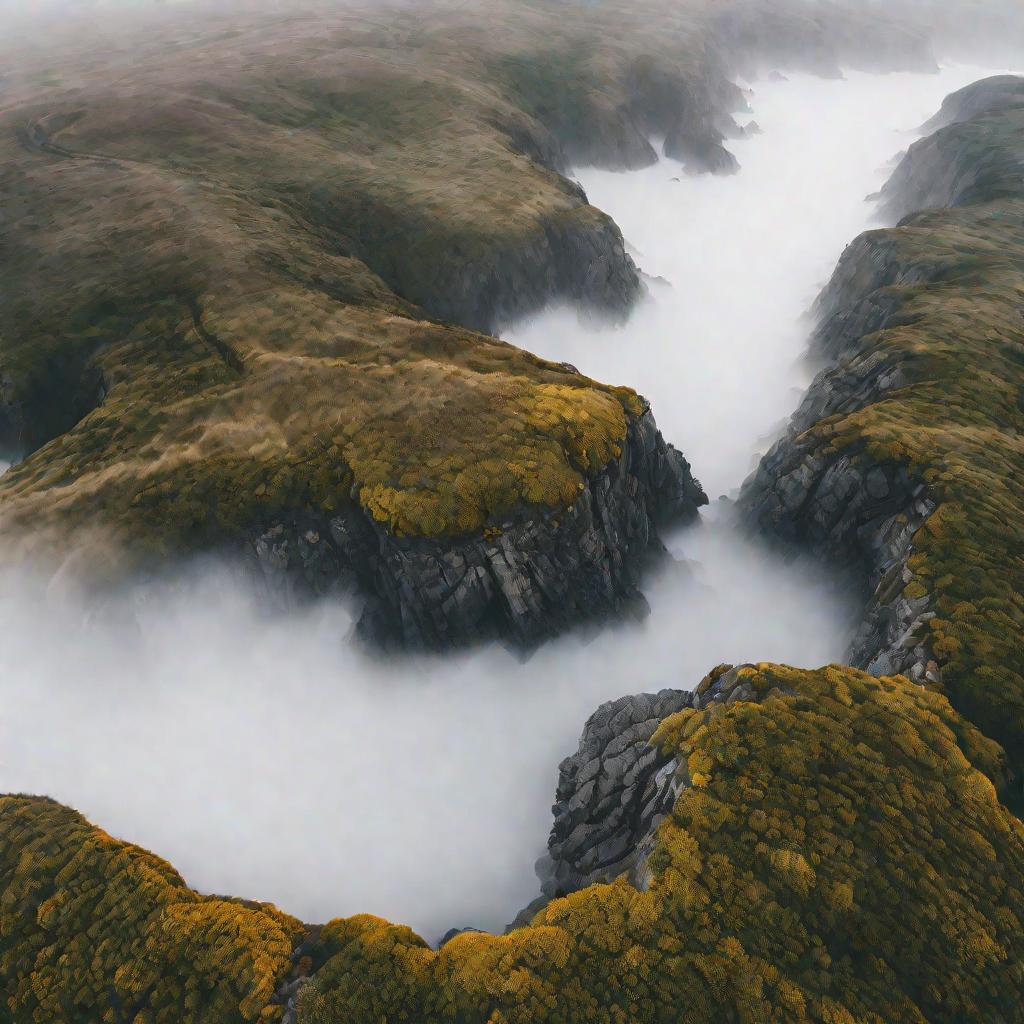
[741,79,1024,786]
[10,664,1023,1023]
[250,407,706,650]
[536,687,692,899]
[536,665,784,901]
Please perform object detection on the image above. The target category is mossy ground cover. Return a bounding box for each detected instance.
[794,106,1024,790]
[5,665,1023,1023]
[0,0,935,574]
[0,796,303,1024]
[0,0,688,571]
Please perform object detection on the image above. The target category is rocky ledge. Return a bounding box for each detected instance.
[249,407,706,651]
[533,666,778,903]
[740,78,1024,783]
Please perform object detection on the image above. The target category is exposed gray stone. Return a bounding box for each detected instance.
[530,666,785,909]
[248,408,706,651]
[539,687,692,899]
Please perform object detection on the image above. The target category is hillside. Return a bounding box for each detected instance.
[5,662,1022,1023]
[742,77,1024,796]
[0,0,932,647]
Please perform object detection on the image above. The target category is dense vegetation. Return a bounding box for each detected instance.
[5,665,1023,1023]
[0,796,303,1023]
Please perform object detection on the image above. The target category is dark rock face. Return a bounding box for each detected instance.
[743,435,938,684]
[664,128,740,175]
[249,408,707,651]
[735,95,1019,684]
[619,56,742,178]
[534,666,781,904]
[537,687,691,900]
[738,234,944,684]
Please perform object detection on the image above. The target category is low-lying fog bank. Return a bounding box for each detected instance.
[0,512,848,940]
[0,64,1005,942]
[505,66,1003,498]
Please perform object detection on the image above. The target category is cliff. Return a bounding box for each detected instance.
[741,78,1024,791]
[0,0,937,649]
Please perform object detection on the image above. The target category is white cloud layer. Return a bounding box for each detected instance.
[0,63,1013,942]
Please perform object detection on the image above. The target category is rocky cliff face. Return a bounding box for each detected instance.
[534,666,780,903]
[250,407,706,650]
[740,79,1024,783]
[536,687,691,900]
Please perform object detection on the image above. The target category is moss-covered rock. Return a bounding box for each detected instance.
[742,83,1024,794]
[296,665,1024,1023]
[5,665,1022,1023]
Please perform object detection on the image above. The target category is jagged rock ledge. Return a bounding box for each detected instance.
[737,249,944,686]
[525,664,787,914]
[737,248,947,684]
[249,407,707,651]
[740,76,1024,697]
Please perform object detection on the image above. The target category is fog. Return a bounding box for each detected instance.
[0,65,1011,941]
[506,66,1003,497]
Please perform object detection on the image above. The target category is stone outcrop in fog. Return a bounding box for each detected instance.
[252,407,705,649]
[741,77,1024,789]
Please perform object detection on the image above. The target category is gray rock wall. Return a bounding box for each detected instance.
[249,407,707,651]
[536,687,692,900]
[733,87,1021,684]
[527,665,788,914]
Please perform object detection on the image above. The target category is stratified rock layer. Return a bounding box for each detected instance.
[249,408,706,649]
[537,687,692,898]
[741,77,1024,788]
[536,666,787,902]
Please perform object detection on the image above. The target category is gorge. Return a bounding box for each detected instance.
[2,3,1024,1021]
[0,64,1005,939]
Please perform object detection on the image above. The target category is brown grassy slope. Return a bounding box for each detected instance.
[0,1,678,569]
[0,0,932,574]
[4,665,1023,1023]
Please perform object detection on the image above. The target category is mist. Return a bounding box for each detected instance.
[505,66,1005,498]
[0,521,848,939]
[0,60,1016,941]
